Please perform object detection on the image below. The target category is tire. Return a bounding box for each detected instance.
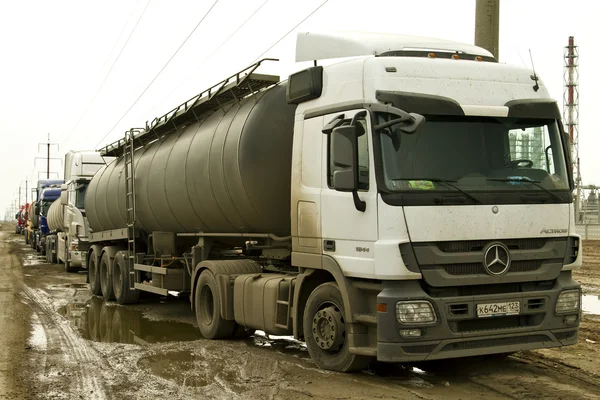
[65,244,79,273]
[112,251,139,305]
[303,282,372,372]
[88,249,102,296]
[194,270,236,339]
[25,231,29,245]
[65,258,79,273]
[100,252,115,300]
[50,241,58,264]
[45,241,52,264]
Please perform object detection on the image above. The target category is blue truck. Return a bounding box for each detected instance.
[35,186,62,255]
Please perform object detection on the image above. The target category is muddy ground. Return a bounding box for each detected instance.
[1,223,600,399]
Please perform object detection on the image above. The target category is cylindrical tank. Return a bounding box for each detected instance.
[28,201,39,228]
[48,199,64,232]
[86,84,297,237]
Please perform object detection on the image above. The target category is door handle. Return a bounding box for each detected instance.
[324,240,336,252]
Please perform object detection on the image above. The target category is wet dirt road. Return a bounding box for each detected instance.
[2,224,600,399]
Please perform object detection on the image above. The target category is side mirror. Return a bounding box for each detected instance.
[60,188,68,206]
[331,125,358,192]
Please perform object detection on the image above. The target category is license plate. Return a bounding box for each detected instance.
[477,301,520,318]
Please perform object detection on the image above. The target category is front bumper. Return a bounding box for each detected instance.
[376,271,580,362]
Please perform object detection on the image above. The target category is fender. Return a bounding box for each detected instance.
[292,255,359,339]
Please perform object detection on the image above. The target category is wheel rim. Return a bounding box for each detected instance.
[199,284,214,327]
[312,304,345,353]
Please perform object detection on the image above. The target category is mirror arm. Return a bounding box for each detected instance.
[352,191,366,212]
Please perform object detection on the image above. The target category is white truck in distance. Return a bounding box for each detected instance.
[86,32,582,372]
[46,151,110,272]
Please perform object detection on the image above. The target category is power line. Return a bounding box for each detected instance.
[94,0,221,148]
[146,0,269,118]
[60,0,153,145]
[252,0,328,63]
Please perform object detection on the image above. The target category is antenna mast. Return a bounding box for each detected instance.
[564,36,580,221]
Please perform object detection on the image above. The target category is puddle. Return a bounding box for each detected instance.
[251,330,308,357]
[582,294,600,315]
[22,253,48,266]
[140,351,214,388]
[59,296,202,344]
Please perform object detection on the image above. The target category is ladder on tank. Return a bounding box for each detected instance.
[124,129,138,289]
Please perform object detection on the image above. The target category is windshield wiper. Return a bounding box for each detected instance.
[400,177,482,204]
[486,177,564,202]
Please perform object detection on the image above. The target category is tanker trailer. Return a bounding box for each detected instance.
[26,201,38,246]
[45,198,64,264]
[88,32,582,372]
[87,61,292,303]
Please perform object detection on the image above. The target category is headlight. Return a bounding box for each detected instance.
[555,289,580,314]
[396,301,437,324]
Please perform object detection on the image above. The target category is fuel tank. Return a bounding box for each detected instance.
[86,84,297,237]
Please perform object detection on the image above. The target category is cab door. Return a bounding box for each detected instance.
[320,109,378,279]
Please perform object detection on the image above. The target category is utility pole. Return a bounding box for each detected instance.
[474,0,500,60]
[35,133,61,179]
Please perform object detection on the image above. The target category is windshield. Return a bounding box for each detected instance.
[377,114,570,194]
[75,182,89,209]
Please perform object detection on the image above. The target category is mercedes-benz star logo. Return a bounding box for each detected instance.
[483,243,511,275]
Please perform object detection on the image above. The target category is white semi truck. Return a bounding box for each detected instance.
[86,32,582,372]
[46,151,110,272]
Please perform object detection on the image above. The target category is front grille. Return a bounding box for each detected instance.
[441,335,549,352]
[442,260,552,276]
[454,315,541,333]
[402,344,438,354]
[436,238,549,253]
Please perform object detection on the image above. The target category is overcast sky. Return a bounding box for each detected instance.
[1,0,598,216]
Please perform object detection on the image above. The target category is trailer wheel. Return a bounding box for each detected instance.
[88,249,102,295]
[195,270,236,339]
[112,251,139,305]
[303,282,372,372]
[100,252,115,300]
[49,239,57,264]
[25,231,29,245]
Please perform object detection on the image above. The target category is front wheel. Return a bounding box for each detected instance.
[303,282,372,372]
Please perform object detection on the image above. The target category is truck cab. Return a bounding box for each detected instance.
[37,187,62,254]
[288,32,581,366]
[47,151,110,272]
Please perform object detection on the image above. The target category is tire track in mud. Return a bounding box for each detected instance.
[22,286,110,400]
